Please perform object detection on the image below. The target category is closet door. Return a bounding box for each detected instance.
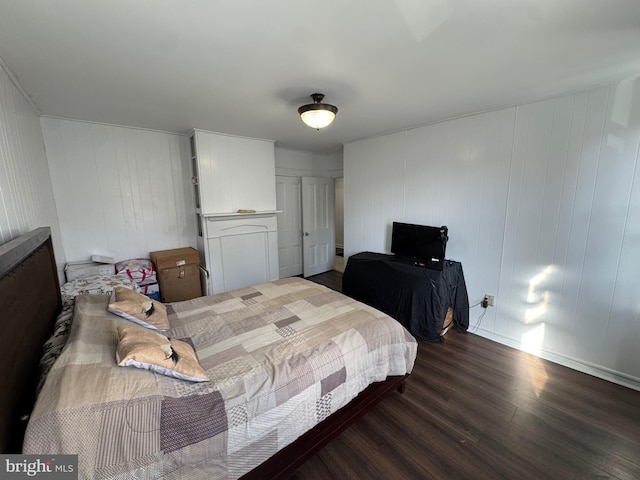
[302,177,335,277]
[276,176,303,277]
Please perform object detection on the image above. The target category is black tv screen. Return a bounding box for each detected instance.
[391,222,448,269]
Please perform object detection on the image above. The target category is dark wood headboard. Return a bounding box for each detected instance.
[0,227,61,453]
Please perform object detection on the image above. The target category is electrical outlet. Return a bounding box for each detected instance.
[484,294,495,307]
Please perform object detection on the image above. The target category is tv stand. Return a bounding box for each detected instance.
[342,252,469,342]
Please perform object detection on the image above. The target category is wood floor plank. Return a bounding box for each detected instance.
[298,270,640,480]
[509,405,640,480]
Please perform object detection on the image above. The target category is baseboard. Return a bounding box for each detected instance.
[474,328,640,392]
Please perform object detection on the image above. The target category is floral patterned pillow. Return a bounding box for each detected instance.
[61,274,139,303]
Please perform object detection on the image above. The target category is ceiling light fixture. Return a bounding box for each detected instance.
[298,93,338,130]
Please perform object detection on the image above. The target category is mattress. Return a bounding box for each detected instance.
[24,277,417,479]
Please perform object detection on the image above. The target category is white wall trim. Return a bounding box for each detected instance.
[40,114,187,137]
[474,328,640,392]
[191,127,274,143]
[344,76,640,149]
[0,55,39,114]
[275,167,316,177]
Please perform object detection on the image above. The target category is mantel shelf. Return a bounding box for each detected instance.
[203,210,281,220]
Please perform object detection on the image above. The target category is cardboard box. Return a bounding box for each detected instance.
[150,248,202,302]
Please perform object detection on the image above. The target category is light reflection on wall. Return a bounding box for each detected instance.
[521,265,556,397]
[522,323,546,355]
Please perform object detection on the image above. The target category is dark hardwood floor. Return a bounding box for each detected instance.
[301,270,640,480]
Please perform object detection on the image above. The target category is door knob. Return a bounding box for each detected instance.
[304,232,310,236]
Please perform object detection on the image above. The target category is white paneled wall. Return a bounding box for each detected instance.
[41,118,195,264]
[275,147,315,177]
[0,62,64,270]
[345,77,640,389]
[275,147,344,178]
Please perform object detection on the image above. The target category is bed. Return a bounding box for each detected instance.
[1,227,418,479]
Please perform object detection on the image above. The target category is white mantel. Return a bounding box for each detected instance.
[202,210,280,219]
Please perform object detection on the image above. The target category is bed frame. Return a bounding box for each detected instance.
[0,227,408,478]
[0,227,61,453]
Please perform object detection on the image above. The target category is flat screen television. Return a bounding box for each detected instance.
[391,222,448,270]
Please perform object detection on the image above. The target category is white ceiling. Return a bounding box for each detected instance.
[1,0,639,153]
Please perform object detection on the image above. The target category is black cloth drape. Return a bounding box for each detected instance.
[342,252,469,343]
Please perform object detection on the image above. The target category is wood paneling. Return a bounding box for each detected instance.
[194,129,276,214]
[0,64,64,270]
[344,77,640,389]
[40,117,195,264]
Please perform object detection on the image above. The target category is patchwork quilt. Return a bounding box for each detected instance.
[24,277,417,479]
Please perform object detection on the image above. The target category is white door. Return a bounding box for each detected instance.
[302,176,335,277]
[276,176,303,277]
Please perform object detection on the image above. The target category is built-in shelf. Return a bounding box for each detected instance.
[203,210,281,219]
